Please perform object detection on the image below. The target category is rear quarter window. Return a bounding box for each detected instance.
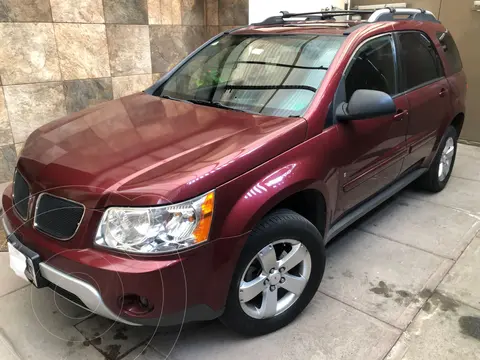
[437,31,463,74]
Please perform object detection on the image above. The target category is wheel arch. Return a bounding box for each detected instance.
[450,112,465,137]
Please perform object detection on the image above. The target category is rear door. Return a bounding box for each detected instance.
[395,31,453,172]
[334,34,409,217]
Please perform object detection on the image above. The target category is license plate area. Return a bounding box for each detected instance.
[7,235,48,288]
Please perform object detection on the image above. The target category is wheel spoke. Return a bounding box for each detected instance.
[445,146,454,156]
[438,162,444,178]
[280,274,307,295]
[278,244,308,272]
[240,275,267,302]
[259,288,278,318]
[257,244,277,273]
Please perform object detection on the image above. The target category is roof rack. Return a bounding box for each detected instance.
[253,8,439,26]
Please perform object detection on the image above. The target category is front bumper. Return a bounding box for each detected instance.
[2,187,248,326]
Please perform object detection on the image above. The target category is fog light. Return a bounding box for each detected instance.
[118,294,153,315]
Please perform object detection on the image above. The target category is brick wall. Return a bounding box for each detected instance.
[0,0,248,183]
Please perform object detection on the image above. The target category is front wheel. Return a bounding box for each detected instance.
[221,209,325,336]
[417,125,457,192]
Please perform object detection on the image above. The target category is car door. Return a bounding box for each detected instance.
[334,34,409,218]
[395,31,453,172]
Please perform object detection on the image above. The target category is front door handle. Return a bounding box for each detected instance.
[439,88,448,97]
[393,109,408,121]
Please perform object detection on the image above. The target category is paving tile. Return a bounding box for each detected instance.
[458,143,480,159]
[0,253,29,295]
[359,196,479,259]
[206,0,219,25]
[107,25,152,76]
[147,0,162,24]
[55,24,110,80]
[438,236,480,310]
[64,78,113,113]
[0,23,61,85]
[219,0,248,26]
[0,0,51,22]
[150,25,207,73]
[104,0,148,24]
[181,0,205,25]
[386,292,480,360]
[0,286,103,360]
[160,0,182,24]
[112,74,152,99]
[0,145,17,183]
[404,177,480,215]
[4,82,66,143]
[150,293,400,360]
[50,0,105,23]
[122,345,164,360]
[0,88,13,147]
[320,229,453,329]
[75,316,156,360]
[453,153,480,182]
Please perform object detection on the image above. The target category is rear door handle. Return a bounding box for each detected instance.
[393,109,408,121]
[439,88,448,97]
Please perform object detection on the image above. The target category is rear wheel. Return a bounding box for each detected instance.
[417,125,457,192]
[221,209,325,336]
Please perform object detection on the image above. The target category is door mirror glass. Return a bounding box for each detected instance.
[336,89,396,121]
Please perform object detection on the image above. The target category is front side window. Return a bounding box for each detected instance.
[398,32,444,91]
[154,34,345,117]
[345,35,396,101]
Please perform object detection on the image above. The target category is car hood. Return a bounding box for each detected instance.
[17,93,307,208]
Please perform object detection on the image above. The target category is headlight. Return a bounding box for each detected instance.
[95,191,214,254]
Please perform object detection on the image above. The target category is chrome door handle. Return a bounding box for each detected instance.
[393,109,408,121]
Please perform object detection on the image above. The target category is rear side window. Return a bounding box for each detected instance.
[345,35,396,101]
[398,32,444,91]
[437,31,463,74]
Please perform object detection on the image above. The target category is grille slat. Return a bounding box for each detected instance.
[13,171,30,219]
[34,194,85,240]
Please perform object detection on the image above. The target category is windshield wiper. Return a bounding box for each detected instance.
[187,99,254,114]
[160,95,193,103]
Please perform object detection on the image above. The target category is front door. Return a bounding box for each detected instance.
[334,34,409,218]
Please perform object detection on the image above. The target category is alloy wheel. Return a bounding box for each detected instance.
[438,137,455,181]
[238,239,312,319]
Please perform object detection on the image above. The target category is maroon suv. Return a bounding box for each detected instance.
[3,8,466,336]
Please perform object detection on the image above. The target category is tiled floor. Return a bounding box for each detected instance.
[0,144,479,360]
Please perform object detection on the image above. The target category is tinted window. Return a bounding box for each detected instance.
[155,34,345,117]
[345,35,396,101]
[398,32,443,90]
[437,31,463,74]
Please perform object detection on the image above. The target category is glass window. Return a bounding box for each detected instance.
[154,34,345,117]
[437,31,463,74]
[398,32,443,90]
[345,35,396,101]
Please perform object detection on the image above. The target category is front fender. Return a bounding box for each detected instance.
[212,156,333,240]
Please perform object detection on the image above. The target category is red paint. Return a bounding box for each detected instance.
[3,18,466,323]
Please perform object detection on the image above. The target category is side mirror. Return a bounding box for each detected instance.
[336,89,396,122]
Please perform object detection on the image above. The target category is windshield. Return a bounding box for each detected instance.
[154,34,345,117]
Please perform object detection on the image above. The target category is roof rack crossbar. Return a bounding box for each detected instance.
[254,7,439,26]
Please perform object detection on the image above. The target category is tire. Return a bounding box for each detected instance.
[417,125,458,193]
[221,209,325,336]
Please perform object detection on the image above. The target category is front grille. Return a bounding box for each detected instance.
[34,194,85,240]
[13,171,30,219]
